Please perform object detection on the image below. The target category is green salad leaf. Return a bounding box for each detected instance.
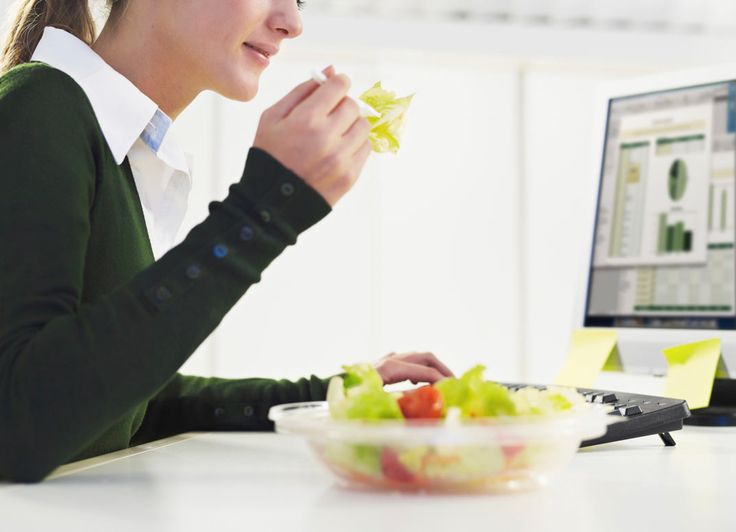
[344,389,403,420]
[342,363,383,392]
[322,442,383,478]
[327,364,403,421]
[511,386,584,415]
[434,365,516,418]
[359,82,414,154]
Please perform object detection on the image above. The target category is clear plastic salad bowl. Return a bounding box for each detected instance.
[269,400,614,493]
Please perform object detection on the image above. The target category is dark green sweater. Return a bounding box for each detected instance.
[0,63,333,482]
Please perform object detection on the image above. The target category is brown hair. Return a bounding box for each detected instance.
[1,0,126,73]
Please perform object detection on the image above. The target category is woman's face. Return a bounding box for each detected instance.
[155,0,304,101]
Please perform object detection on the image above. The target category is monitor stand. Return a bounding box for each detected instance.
[684,378,736,426]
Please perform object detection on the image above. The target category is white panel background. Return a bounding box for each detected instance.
[521,65,646,382]
[4,1,736,383]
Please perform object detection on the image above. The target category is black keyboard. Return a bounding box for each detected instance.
[503,384,691,447]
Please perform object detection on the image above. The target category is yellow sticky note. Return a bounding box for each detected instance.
[662,338,727,409]
[554,329,620,388]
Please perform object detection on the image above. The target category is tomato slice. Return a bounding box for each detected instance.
[397,385,444,419]
[380,448,415,483]
[502,444,525,461]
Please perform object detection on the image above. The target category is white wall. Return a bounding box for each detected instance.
[0,0,11,35]
[521,65,640,382]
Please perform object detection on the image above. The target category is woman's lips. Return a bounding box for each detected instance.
[244,43,270,57]
[243,44,269,66]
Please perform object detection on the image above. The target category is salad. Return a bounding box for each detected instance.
[320,364,591,491]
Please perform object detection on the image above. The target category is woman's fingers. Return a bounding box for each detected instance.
[352,139,372,169]
[398,352,455,378]
[375,351,455,385]
[329,96,361,134]
[298,73,352,117]
[385,351,455,378]
[341,116,372,155]
[268,78,321,120]
[378,359,446,385]
[268,66,335,119]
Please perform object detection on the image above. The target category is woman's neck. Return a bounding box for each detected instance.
[92,21,200,120]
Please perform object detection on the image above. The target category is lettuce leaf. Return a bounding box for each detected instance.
[328,364,403,421]
[342,363,383,392]
[344,389,403,420]
[322,443,383,478]
[435,365,516,418]
[359,82,414,154]
[511,386,584,415]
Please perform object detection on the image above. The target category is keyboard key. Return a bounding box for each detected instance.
[594,393,617,404]
[620,405,643,416]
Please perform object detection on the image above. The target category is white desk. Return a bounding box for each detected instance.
[2,428,736,531]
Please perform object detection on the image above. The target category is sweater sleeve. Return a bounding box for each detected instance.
[130,373,333,445]
[0,67,331,482]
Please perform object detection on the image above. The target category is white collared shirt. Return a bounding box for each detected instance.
[31,27,192,260]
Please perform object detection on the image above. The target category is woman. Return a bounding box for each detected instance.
[0,0,453,483]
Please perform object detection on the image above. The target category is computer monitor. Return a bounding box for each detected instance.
[576,65,736,377]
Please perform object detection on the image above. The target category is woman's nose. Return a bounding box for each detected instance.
[271,2,304,39]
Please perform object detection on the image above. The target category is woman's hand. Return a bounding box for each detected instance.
[253,66,372,206]
[374,352,455,385]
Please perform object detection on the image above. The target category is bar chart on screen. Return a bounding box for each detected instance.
[656,212,696,254]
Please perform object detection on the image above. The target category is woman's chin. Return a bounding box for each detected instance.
[217,78,259,102]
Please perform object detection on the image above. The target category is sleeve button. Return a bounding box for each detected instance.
[185,264,202,279]
[259,209,271,223]
[155,286,172,301]
[213,244,229,258]
[240,225,254,241]
[243,405,254,417]
[214,407,225,418]
[280,182,295,196]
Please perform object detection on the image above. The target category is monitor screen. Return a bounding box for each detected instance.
[585,80,736,330]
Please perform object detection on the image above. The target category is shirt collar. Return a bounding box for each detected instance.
[31,27,187,172]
